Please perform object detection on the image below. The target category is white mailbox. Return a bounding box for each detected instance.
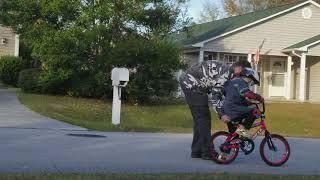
[111,67,129,125]
[111,68,129,87]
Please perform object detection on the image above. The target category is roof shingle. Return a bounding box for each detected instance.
[283,34,320,51]
[176,1,306,46]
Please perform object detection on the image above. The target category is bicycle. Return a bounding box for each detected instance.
[209,102,290,166]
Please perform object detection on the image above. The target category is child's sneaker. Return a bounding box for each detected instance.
[218,152,227,161]
[235,125,251,139]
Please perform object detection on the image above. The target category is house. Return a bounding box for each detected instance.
[0,25,19,57]
[177,0,320,102]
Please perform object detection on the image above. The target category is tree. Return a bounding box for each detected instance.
[0,0,190,103]
[198,0,222,23]
[224,0,301,16]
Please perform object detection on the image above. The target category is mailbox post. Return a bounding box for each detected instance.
[111,68,129,125]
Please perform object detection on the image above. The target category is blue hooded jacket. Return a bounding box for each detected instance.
[222,77,254,120]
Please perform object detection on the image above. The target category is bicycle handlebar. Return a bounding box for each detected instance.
[255,101,265,114]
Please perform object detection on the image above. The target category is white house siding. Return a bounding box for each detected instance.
[0,26,16,56]
[308,43,320,56]
[203,4,320,56]
[307,56,320,101]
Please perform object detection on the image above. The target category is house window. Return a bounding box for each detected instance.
[223,54,248,64]
[223,54,237,64]
[204,52,217,61]
[239,55,248,62]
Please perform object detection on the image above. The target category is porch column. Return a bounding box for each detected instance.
[254,63,258,93]
[14,35,19,57]
[299,53,306,102]
[247,54,253,91]
[217,52,220,61]
[286,56,292,100]
[199,50,204,63]
[247,54,252,64]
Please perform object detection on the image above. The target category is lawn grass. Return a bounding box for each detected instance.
[0,173,319,180]
[18,92,320,137]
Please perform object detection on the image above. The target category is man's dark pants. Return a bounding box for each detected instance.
[180,85,211,156]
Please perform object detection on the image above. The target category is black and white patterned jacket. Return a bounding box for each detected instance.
[179,60,231,94]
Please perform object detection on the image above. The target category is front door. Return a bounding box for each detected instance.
[269,60,286,97]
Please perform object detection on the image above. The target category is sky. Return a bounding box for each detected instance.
[187,0,223,21]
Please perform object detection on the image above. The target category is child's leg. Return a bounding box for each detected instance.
[227,122,237,133]
[242,109,258,129]
[231,112,255,138]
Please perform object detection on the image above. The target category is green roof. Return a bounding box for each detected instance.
[283,34,320,50]
[176,1,306,46]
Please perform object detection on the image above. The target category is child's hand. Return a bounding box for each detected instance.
[221,115,231,123]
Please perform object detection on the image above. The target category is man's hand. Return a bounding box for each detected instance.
[221,115,231,123]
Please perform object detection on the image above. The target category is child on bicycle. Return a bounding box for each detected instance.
[212,60,252,117]
[212,60,252,133]
[222,67,264,138]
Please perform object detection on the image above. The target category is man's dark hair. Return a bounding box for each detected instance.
[233,59,252,68]
[228,59,252,78]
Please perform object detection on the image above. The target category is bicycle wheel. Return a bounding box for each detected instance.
[209,131,239,164]
[260,134,290,166]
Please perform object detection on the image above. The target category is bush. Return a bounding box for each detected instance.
[18,68,42,93]
[111,37,183,104]
[67,72,112,98]
[68,74,96,97]
[0,56,23,86]
[38,68,73,94]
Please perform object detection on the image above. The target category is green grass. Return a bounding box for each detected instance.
[0,174,319,180]
[18,92,320,137]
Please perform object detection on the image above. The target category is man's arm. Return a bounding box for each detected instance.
[210,86,231,123]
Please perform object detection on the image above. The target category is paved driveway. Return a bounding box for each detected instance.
[0,88,319,175]
[0,88,85,130]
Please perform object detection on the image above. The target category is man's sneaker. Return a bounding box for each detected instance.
[235,126,251,139]
[218,152,227,161]
[191,152,201,158]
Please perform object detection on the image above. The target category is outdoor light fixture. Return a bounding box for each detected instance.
[1,38,8,45]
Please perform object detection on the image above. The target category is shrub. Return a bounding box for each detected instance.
[110,37,183,104]
[67,72,112,98]
[0,56,23,86]
[38,68,73,94]
[68,74,96,97]
[18,68,42,93]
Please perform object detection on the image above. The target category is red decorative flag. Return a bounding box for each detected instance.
[253,48,260,65]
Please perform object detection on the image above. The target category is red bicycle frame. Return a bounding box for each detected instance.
[222,102,268,150]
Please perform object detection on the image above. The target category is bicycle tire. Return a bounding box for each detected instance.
[259,134,290,166]
[209,131,239,164]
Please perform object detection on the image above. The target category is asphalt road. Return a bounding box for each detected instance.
[0,88,318,175]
